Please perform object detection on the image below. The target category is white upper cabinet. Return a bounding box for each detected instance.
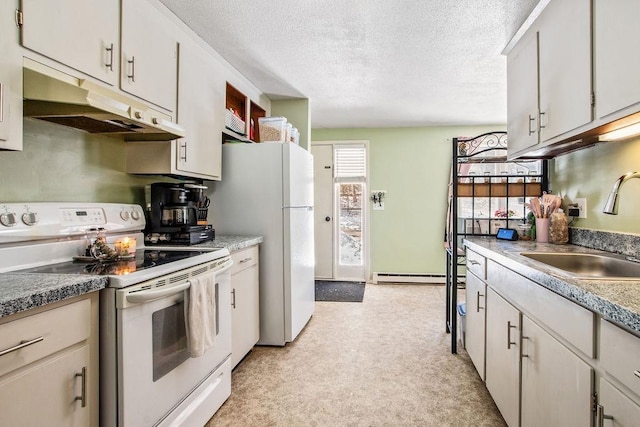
[506,0,592,159]
[506,29,539,157]
[19,0,119,86]
[594,0,640,120]
[176,40,225,180]
[537,0,592,142]
[121,0,178,112]
[0,0,22,150]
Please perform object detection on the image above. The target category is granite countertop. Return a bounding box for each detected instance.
[464,237,640,334]
[0,274,107,319]
[0,235,263,319]
[195,235,263,253]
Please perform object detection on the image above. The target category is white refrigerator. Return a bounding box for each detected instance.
[212,142,315,346]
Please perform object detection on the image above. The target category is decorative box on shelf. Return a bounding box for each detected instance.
[456,182,542,197]
[225,109,246,135]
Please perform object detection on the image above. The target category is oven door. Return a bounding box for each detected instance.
[115,260,232,426]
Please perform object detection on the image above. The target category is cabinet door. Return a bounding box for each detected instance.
[0,0,22,150]
[465,272,486,380]
[537,0,592,142]
[598,378,640,427]
[485,288,520,427]
[121,0,177,111]
[594,0,640,119]
[20,0,119,86]
[231,251,260,368]
[521,316,592,427]
[507,28,539,158]
[0,345,90,426]
[176,40,225,180]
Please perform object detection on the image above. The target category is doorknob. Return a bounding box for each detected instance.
[325,216,331,222]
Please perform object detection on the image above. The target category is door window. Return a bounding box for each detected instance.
[334,145,367,279]
[338,183,363,266]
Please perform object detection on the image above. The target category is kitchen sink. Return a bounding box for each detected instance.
[519,252,640,280]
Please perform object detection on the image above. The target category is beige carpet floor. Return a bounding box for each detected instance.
[207,283,506,426]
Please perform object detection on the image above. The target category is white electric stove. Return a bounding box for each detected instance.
[0,202,233,426]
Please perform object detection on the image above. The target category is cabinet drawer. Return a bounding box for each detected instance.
[0,299,91,377]
[487,260,595,358]
[231,245,259,276]
[466,249,486,280]
[600,319,640,398]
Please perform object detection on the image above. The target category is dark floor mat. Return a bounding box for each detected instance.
[315,280,365,302]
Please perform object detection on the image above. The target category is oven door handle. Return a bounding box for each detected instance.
[126,282,192,304]
[124,259,233,304]
[213,259,233,275]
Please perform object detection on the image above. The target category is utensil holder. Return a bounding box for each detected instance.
[535,218,550,243]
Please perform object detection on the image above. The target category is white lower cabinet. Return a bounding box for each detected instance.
[598,378,640,427]
[230,245,260,368]
[485,288,521,427]
[465,272,486,380]
[468,249,596,427]
[599,319,640,426]
[0,294,98,426]
[0,344,90,426]
[520,315,593,427]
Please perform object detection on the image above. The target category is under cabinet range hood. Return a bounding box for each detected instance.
[22,61,185,141]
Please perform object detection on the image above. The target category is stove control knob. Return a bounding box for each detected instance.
[0,212,17,227]
[120,210,130,221]
[131,210,141,221]
[22,212,38,226]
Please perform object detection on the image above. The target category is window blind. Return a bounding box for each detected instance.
[334,146,366,179]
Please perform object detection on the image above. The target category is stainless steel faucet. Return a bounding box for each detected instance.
[602,171,640,215]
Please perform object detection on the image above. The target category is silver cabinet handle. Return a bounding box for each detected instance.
[634,370,640,379]
[127,56,135,82]
[539,111,547,129]
[179,141,187,162]
[469,260,480,265]
[75,366,87,407]
[521,335,529,358]
[105,43,114,71]
[231,288,236,309]
[528,114,536,136]
[507,321,517,349]
[596,404,614,427]
[239,257,252,264]
[0,336,44,357]
[0,82,4,123]
[476,291,484,312]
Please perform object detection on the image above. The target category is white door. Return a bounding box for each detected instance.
[312,144,334,279]
[311,142,368,282]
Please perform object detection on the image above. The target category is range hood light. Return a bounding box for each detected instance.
[599,122,640,142]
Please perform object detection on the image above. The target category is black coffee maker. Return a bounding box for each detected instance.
[145,182,215,245]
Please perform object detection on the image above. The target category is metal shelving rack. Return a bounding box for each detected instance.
[444,132,547,354]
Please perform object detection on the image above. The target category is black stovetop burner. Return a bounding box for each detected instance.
[18,249,214,276]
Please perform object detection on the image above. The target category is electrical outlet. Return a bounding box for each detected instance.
[574,197,587,219]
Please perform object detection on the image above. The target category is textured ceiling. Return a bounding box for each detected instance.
[159,0,540,129]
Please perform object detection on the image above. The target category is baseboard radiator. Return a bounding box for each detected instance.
[372,272,446,284]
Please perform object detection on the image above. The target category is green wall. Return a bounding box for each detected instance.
[271,99,311,150]
[550,135,640,233]
[0,120,175,203]
[312,125,503,276]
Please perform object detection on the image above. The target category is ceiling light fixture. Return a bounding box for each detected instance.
[599,122,640,142]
